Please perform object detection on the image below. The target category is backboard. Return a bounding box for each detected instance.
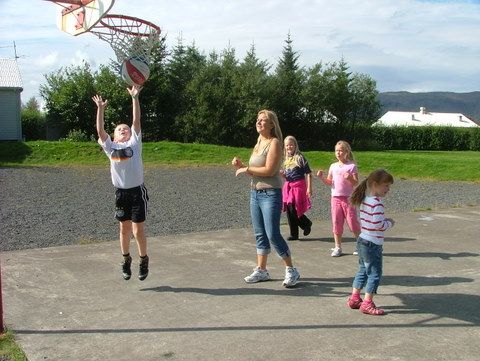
[54,0,115,36]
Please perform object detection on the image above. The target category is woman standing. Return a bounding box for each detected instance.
[232,110,300,288]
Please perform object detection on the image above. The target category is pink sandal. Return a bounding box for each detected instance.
[347,296,363,309]
[360,301,385,315]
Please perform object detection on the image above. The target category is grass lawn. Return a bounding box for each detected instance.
[1,140,479,182]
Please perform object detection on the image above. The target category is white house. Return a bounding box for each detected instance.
[0,58,23,141]
[375,107,478,128]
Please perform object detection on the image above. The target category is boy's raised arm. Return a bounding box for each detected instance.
[127,86,142,135]
[92,94,108,142]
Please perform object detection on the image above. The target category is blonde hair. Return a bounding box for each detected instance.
[113,123,131,141]
[336,140,355,162]
[350,169,394,206]
[254,109,284,151]
[283,135,302,167]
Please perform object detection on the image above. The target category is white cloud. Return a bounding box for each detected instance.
[36,52,59,68]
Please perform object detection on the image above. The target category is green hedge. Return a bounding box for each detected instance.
[369,126,480,151]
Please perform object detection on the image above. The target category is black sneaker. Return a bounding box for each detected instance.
[303,221,312,236]
[121,255,132,280]
[138,255,149,281]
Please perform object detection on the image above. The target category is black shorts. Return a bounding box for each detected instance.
[114,185,149,223]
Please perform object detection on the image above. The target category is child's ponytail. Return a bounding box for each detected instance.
[350,179,368,206]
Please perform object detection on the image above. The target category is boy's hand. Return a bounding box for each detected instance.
[128,86,143,98]
[92,95,108,109]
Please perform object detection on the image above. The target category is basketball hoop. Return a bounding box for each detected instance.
[89,14,161,69]
[45,0,160,73]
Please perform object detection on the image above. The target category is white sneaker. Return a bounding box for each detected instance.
[353,251,359,255]
[244,267,270,283]
[331,247,342,257]
[282,267,300,288]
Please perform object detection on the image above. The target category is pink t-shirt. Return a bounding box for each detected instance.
[328,162,358,197]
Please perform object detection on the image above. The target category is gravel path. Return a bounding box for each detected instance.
[1,166,479,252]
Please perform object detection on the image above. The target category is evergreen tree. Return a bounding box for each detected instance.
[22,97,40,111]
[321,58,352,127]
[138,34,170,140]
[271,33,306,140]
[179,47,241,145]
[234,44,272,146]
[166,38,206,141]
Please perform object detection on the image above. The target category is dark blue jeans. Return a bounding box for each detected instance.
[352,237,383,294]
[250,188,291,259]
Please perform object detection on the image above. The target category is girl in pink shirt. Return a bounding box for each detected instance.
[317,140,361,257]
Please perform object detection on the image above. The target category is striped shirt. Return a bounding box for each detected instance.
[359,196,393,245]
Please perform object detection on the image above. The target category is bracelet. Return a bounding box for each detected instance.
[132,95,139,99]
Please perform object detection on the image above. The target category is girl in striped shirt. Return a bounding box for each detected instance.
[347,169,395,315]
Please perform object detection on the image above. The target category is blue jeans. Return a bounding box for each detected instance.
[250,188,291,259]
[352,237,383,294]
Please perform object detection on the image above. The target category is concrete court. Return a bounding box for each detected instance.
[2,206,480,361]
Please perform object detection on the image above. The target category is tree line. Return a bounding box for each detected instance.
[23,34,381,150]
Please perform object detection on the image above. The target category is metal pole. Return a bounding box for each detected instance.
[0,256,4,334]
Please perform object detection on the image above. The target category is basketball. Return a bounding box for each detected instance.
[120,56,150,87]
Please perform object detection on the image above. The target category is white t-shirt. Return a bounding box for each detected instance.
[98,129,144,189]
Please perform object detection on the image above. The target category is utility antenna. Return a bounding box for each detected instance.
[0,42,25,60]
[13,41,19,59]
[13,42,27,59]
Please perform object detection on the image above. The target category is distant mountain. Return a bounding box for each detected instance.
[378,91,480,122]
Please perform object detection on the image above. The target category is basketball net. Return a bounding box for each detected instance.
[89,14,160,70]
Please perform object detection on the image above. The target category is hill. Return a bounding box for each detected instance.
[378,91,480,122]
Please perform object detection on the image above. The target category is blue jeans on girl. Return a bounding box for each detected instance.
[250,188,291,259]
[352,237,383,294]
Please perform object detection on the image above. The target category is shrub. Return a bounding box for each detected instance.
[21,108,46,140]
[63,129,90,142]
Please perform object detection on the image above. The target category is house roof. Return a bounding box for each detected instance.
[375,107,478,128]
[0,58,23,89]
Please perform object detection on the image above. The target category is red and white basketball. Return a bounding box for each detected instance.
[120,56,150,87]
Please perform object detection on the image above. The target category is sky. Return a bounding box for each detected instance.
[1,0,479,107]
